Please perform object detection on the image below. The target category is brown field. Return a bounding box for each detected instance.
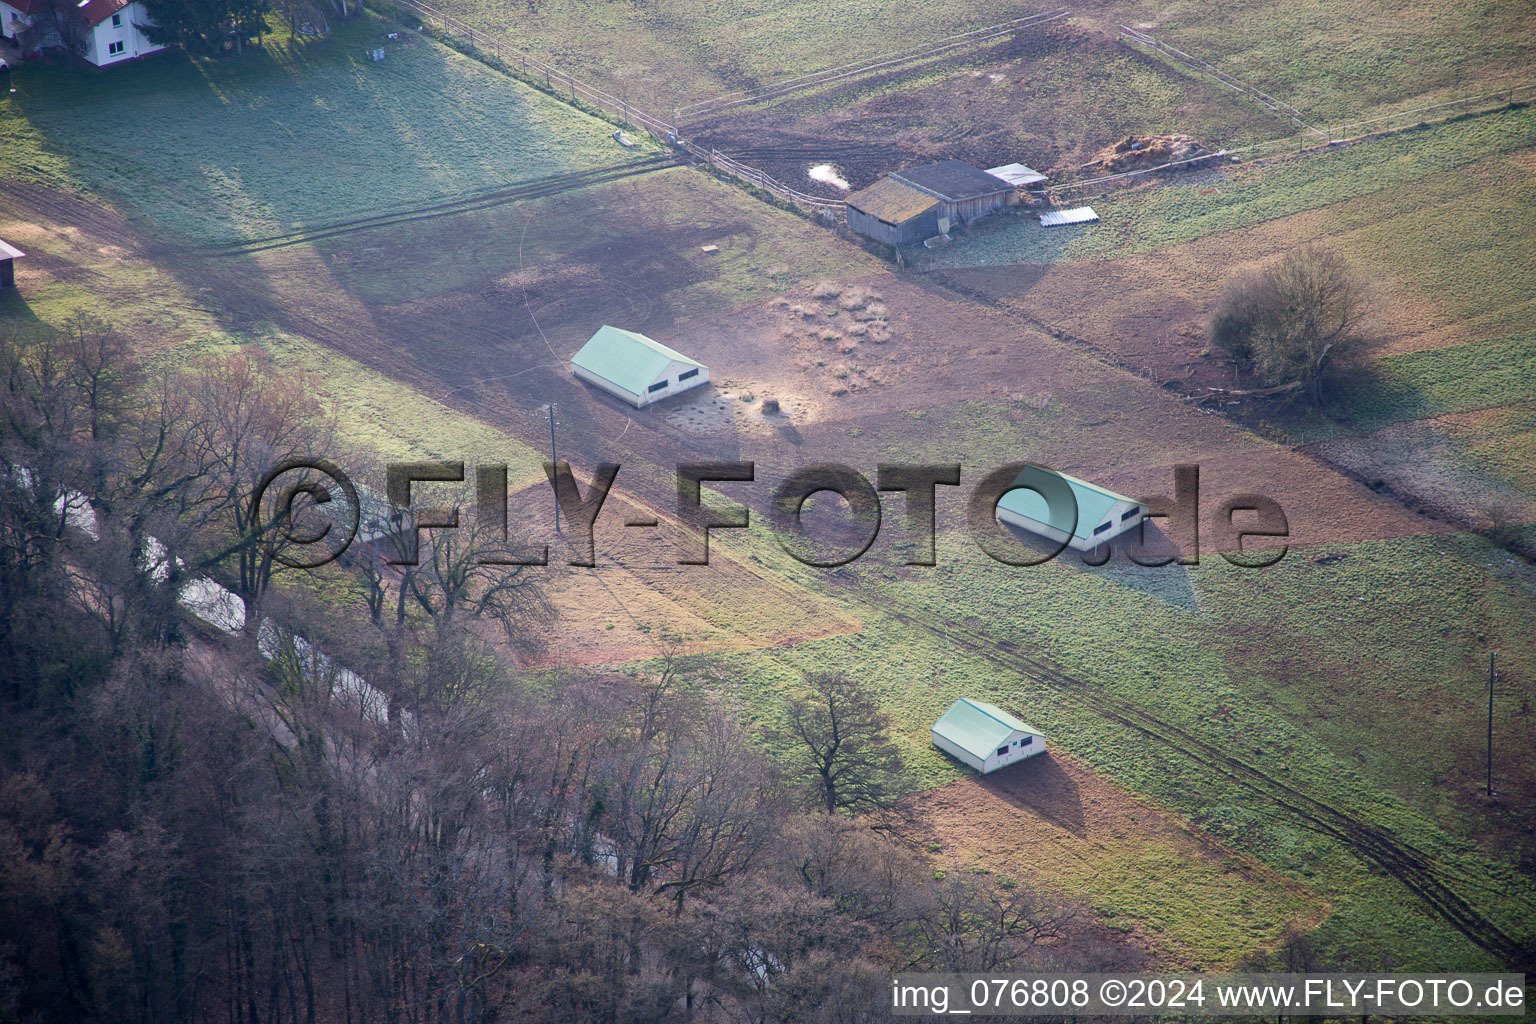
[3,180,1458,564]
[509,480,863,667]
[686,22,1284,199]
[910,751,1329,968]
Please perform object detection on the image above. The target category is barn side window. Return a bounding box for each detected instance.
[997,746,1009,757]
[678,368,699,381]
[1020,736,1032,746]
[1093,521,1111,534]
[1122,507,1139,521]
[647,380,668,393]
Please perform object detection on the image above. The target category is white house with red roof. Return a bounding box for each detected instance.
[1,0,166,66]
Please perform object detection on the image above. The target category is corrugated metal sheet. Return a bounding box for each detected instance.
[891,159,1013,201]
[571,326,703,396]
[845,177,940,225]
[1039,206,1099,226]
[986,162,1048,187]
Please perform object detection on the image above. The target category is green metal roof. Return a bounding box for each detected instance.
[996,466,1138,542]
[571,325,703,395]
[933,697,1043,758]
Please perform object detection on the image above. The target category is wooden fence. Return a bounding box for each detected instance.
[1118,25,1321,135]
[677,8,1072,122]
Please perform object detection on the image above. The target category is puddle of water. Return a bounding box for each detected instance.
[809,163,851,190]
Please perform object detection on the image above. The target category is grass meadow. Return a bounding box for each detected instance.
[422,0,1535,121]
[0,15,652,243]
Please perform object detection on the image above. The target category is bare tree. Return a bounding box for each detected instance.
[28,3,91,61]
[175,351,337,635]
[1208,246,1370,405]
[271,0,328,35]
[778,671,906,816]
[400,494,550,652]
[915,875,1079,973]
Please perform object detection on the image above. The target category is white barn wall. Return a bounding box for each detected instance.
[639,359,709,405]
[998,497,1145,553]
[981,733,1046,773]
[930,731,986,773]
[573,359,709,408]
[933,726,1047,775]
[87,5,165,66]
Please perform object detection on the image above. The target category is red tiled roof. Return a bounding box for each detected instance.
[4,0,131,27]
[75,0,131,29]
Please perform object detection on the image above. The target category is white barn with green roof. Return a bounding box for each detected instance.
[932,698,1046,774]
[996,465,1146,553]
[570,325,709,408]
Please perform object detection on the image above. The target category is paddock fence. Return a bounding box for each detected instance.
[368,0,846,218]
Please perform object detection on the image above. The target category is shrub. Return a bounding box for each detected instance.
[1208,247,1369,404]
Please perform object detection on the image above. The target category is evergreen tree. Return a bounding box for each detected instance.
[136,0,269,56]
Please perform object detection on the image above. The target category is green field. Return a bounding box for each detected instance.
[0,15,653,243]
[685,513,1536,970]
[425,0,1040,110]
[1327,333,1536,437]
[914,104,1536,270]
[424,0,1536,122]
[1155,0,1536,123]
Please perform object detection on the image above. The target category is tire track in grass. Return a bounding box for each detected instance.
[868,598,1536,969]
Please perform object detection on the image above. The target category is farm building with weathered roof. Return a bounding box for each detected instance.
[932,698,1046,774]
[0,239,22,289]
[889,159,1017,225]
[571,325,709,408]
[844,176,942,248]
[996,465,1146,553]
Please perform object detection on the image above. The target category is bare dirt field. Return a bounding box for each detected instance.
[910,751,1328,968]
[507,480,863,667]
[686,23,1281,199]
[1306,411,1536,534]
[0,178,1460,565]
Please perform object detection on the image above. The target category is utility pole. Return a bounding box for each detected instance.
[1487,651,1496,798]
[546,405,559,537]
